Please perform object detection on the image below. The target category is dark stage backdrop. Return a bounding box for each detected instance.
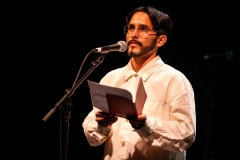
[1,1,239,160]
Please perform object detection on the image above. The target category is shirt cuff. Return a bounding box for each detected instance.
[97,125,112,136]
[134,117,153,137]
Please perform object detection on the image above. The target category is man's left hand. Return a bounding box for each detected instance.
[127,113,146,129]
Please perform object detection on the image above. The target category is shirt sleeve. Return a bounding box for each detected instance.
[134,77,196,153]
[82,107,112,146]
[82,71,119,146]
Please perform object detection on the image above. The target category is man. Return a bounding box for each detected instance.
[82,6,196,160]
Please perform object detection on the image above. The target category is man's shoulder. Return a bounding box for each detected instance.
[160,64,187,79]
[161,63,181,73]
[104,66,126,78]
[108,66,125,74]
[100,66,127,86]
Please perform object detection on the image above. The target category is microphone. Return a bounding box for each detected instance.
[201,51,234,61]
[91,41,127,54]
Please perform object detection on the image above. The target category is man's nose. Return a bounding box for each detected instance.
[131,28,139,38]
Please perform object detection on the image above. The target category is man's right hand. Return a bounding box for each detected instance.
[95,111,118,127]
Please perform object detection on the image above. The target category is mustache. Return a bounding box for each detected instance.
[127,40,142,47]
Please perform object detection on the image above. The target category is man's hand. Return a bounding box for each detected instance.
[127,113,146,129]
[95,111,118,127]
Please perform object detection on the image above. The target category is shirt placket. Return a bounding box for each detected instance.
[118,74,138,159]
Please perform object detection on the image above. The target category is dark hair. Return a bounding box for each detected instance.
[126,6,173,38]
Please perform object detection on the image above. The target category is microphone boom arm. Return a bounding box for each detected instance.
[42,54,106,121]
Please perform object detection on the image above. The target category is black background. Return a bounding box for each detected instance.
[1,1,239,160]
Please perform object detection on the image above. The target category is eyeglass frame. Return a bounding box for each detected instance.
[123,24,159,38]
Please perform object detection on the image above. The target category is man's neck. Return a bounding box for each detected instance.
[131,53,157,72]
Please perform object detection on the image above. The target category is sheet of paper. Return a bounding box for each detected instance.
[87,80,132,113]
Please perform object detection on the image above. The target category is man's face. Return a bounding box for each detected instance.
[126,12,158,57]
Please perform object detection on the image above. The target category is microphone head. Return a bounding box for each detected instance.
[117,41,127,52]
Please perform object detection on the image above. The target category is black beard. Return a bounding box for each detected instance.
[128,37,157,57]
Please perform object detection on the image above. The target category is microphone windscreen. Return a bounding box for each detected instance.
[118,41,127,52]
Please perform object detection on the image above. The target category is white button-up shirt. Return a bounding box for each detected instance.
[82,56,196,160]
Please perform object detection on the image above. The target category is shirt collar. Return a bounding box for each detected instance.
[122,55,164,82]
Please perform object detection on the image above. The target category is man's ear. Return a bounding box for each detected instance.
[157,35,167,47]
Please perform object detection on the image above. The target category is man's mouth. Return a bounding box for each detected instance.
[128,40,142,46]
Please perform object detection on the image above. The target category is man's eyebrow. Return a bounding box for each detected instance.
[138,24,151,28]
[128,24,150,28]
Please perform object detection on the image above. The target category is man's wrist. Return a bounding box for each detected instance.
[132,123,145,130]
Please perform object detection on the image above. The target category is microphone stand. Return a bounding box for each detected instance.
[42,53,107,160]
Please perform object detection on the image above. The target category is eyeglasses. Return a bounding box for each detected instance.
[123,25,158,38]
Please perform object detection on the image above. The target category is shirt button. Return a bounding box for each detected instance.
[122,142,125,146]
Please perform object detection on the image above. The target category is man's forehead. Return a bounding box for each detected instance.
[129,12,153,27]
